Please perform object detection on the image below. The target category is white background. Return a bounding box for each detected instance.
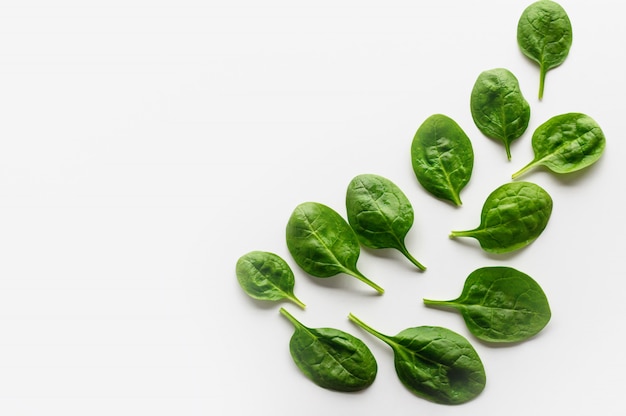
[0,0,623,414]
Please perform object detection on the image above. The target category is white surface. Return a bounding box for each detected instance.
[0,1,623,414]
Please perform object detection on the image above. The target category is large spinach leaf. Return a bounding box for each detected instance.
[450,181,552,253]
[424,266,551,343]
[236,251,306,309]
[281,308,377,392]
[411,114,474,206]
[349,314,486,405]
[512,113,606,179]
[286,201,384,294]
[470,68,530,160]
[517,0,572,99]
[346,174,426,270]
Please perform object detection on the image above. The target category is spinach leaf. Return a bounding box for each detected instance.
[450,181,552,253]
[286,201,384,294]
[236,251,306,309]
[470,68,530,160]
[517,0,572,99]
[512,113,606,179]
[348,314,486,405]
[346,174,426,271]
[281,308,377,392]
[424,266,551,343]
[410,114,474,206]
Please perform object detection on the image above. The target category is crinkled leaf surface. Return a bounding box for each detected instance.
[281,308,377,392]
[424,267,551,343]
[235,251,305,309]
[470,68,530,160]
[512,113,606,178]
[346,173,425,270]
[517,0,572,99]
[411,114,474,206]
[450,181,552,253]
[349,314,486,405]
[286,201,384,293]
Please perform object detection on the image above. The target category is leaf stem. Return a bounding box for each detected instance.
[399,245,427,271]
[423,298,454,309]
[348,313,390,344]
[347,268,385,294]
[279,307,301,328]
[504,142,512,161]
[287,294,306,310]
[449,229,476,239]
[511,160,537,179]
[538,65,546,100]
[450,191,462,207]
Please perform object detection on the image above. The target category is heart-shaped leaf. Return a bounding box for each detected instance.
[236,251,306,309]
[281,308,377,392]
[346,173,426,270]
[286,201,384,294]
[424,266,551,343]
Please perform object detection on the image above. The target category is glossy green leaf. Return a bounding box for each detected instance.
[235,251,306,309]
[450,181,552,253]
[512,113,606,179]
[349,314,486,405]
[470,68,530,160]
[424,267,551,343]
[280,308,377,392]
[517,0,572,99]
[286,201,384,294]
[345,174,426,270]
[411,114,474,206]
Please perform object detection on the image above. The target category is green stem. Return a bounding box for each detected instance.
[287,294,306,310]
[505,142,512,161]
[279,307,302,328]
[451,191,462,207]
[346,268,385,294]
[511,160,537,179]
[538,65,546,100]
[348,313,391,345]
[398,244,426,271]
[423,298,454,309]
[449,229,476,239]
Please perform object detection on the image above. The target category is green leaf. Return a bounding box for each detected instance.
[450,181,553,253]
[349,314,486,405]
[235,251,306,309]
[512,113,606,179]
[411,114,474,206]
[345,174,426,270]
[470,68,530,160]
[280,308,377,392]
[424,267,551,343]
[286,201,384,294]
[517,0,573,99]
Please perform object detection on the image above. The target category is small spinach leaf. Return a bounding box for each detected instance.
[286,201,384,294]
[349,314,486,405]
[346,174,426,270]
[450,181,552,253]
[424,266,551,343]
[281,308,377,392]
[470,68,530,160]
[236,251,306,309]
[411,114,474,206]
[517,0,572,99]
[512,112,606,179]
